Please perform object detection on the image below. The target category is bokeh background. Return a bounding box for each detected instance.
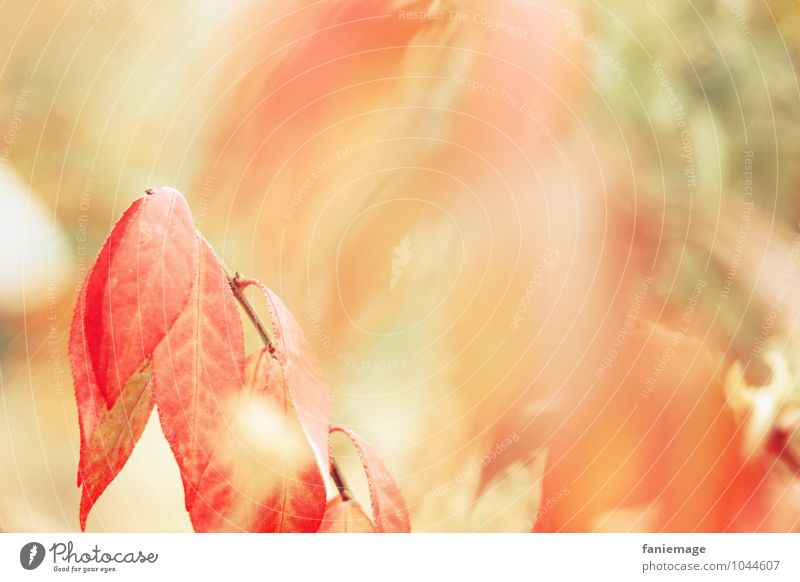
[2,0,800,532]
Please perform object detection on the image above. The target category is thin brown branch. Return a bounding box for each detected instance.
[226,271,274,352]
[330,462,352,502]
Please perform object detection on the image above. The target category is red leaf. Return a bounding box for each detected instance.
[241,280,331,477]
[330,425,410,532]
[318,497,376,533]
[189,349,326,532]
[72,252,155,530]
[69,195,168,528]
[152,240,245,511]
[82,187,198,408]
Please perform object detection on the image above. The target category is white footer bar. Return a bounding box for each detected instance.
[1,533,798,581]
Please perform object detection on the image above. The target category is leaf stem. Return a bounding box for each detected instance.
[331,463,352,502]
[226,271,274,352]
[225,271,353,502]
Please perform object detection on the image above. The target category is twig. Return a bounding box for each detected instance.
[330,464,352,502]
[225,271,353,502]
[226,271,274,352]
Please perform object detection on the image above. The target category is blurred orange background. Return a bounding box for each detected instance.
[2,0,800,532]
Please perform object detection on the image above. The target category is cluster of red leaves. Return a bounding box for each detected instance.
[69,187,410,533]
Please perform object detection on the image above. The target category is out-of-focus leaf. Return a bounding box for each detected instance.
[189,349,326,532]
[469,455,545,532]
[242,280,331,477]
